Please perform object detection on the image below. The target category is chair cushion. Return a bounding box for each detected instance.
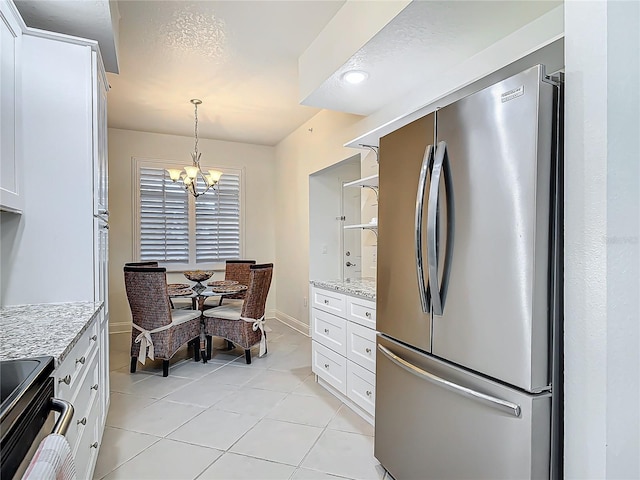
[202,304,241,321]
[171,309,201,325]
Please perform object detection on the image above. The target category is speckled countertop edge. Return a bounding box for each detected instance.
[310,278,376,300]
[0,301,103,366]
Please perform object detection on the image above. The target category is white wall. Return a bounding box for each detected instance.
[273,110,365,332]
[108,128,276,333]
[564,0,639,478]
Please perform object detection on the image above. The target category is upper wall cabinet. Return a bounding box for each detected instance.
[0,0,24,213]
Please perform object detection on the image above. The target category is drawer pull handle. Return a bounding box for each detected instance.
[58,375,71,385]
[91,384,99,391]
[366,390,372,397]
[324,299,329,304]
[365,348,372,354]
[76,356,86,365]
[77,417,87,426]
[90,335,98,341]
[90,442,99,449]
[365,312,371,318]
[324,328,329,334]
[324,363,329,369]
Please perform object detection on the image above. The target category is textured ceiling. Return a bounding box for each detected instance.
[303,0,561,115]
[106,0,346,146]
[13,0,561,148]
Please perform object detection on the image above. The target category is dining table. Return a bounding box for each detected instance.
[168,281,248,363]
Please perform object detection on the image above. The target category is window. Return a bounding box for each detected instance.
[133,158,243,270]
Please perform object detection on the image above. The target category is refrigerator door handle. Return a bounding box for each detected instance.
[415,144,434,313]
[427,141,455,316]
[378,344,521,417]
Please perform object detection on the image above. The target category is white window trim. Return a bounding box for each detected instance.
[131,156,245,272]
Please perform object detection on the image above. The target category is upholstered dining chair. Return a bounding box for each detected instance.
[203,263,273,364]
[124,264,202,377]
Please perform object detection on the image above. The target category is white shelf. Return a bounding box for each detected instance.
[344,223,378,230]
[343,174,379,189]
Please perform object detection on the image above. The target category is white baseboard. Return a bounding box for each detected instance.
[274,310,310,337]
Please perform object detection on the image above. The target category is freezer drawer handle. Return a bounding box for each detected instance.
[415,144,434,313]
[378,345,521,418]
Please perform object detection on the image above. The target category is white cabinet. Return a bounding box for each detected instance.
[0,0,23,213]
[53,310,107,480]
[2,29,108,306]
[0,12,110,478]
[311,285,377,423]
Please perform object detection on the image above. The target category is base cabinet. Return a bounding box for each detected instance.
[53,308,107,479]
[311,286,377,423]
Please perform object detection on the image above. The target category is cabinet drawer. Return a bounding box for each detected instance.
[347,322,376,373]
[347,360,376,416]
[66,351,100,451]
[312,340,347,395]
[346,296,376,329]
[312,287,346,317]
[73,392,101,480]
[312,309,347,356]
[55,320,99,401]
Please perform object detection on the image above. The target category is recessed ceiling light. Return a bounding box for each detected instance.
[342,70,369,85]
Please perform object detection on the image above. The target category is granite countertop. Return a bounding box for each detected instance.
[310,278,376,300]
[0,302,103,366]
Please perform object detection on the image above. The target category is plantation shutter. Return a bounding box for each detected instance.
[139,167,189,262]
[196,172,241,262]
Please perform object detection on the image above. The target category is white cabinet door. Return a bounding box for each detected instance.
[0,0,23,213]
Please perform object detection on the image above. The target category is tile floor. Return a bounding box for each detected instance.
[94,320,390,480]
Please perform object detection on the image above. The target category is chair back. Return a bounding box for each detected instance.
[123,265,172,330]
[241,263,273,320]
[225,260,256,300]
[225,260,255,284]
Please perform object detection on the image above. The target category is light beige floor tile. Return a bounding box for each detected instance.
[293,376,336,398]
[165,358,227,379]
[108,370,153,394]
[163,378,238,408]
[198,452,296,480]
[245,369,309,393]
[167,407,260,450]
[291,468,355,480]
[301,429,385,480]
[266,393,342,427]
[92,427,160,479]
[115,399,205,437]
[105,392,157,428]
[326,404,374,436]
[213,387,287,417]
[101,438,221,480]
[116,372,195,399]
[230,418,323,466]
[203,363,262,386]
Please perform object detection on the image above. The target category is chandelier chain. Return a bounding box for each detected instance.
[193,102,199,158]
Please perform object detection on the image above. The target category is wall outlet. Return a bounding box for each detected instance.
[303,297,308,307]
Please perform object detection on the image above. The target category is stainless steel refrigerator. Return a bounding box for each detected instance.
[375,65,563,479]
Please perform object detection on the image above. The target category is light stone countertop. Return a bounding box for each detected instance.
[0,302,103,365]
[310,278,376,300]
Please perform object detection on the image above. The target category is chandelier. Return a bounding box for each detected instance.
[166,99,223,198]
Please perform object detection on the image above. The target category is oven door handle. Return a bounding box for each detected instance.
[50,398,74,436]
